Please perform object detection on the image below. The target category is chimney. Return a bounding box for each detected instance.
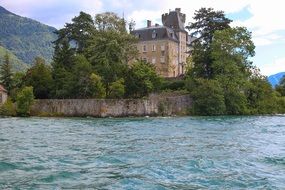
[175,8,181,13]
[147,20,151,27]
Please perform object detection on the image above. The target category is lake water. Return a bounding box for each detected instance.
[0,116,284,189]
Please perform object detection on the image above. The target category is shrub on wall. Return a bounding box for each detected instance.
[16,86,35,116]
[109,79,125,99]
[0,98,16,116]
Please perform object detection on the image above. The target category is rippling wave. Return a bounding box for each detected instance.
[0,116,284,189]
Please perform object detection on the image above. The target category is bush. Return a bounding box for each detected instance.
[90,73,106,98]
[16,86,35,116]
[186,78,226,115]
[125,61,162,98]
[109,79,125,99]
[161,79,185,91]
[0,98,16,116]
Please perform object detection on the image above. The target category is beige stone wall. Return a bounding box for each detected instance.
[31,94,192,117]
[136,40,179,77]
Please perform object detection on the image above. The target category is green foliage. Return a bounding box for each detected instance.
[54,12,95,55]
[246,78,278,114]
[16,86,35,116]
[0,46,28,71]
[51,12,138,99]
[186,10,282,115]
[275,96,285,113]
[125,61,162,98]
[51,67,75,99]
[0,6,57,65]
[24,57,53,99]
[276,75,285,96]
[71,55,93,98]
[186,78,226,115]
[161,79,185,91]
[109,79,125,99]
[0,53,13,93]
[211,27,255,78]
[90,73,106,98]
[0,98,16,116]
[10,72,25,101]
[187,7,232,78]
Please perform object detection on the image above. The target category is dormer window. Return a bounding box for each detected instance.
[170,33,174,38]
[152,30,157,39]
[135,33,140,38]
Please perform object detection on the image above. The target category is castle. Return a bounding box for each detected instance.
[131,8,192,77]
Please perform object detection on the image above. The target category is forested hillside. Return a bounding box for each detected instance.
[0,45,28,71]
[0,6,57,65]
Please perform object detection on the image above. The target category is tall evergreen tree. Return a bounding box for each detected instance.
[187,8,232,78]
[24,57,53,99]
[0,52,13,93]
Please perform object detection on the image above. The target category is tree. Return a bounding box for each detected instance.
[186,7,232,78]
[10,72,25,101]
[51,67,75,99]
[0,98,16,116]
[0,52,13,93]
[245,77,278,114]
[186,78,226,115]
[71,54,93,98]
[276,75,285,96]
[210,27,255,114]
[89,73,106,98]
[54,11,95,54]
[24,57,53,99]
[94,12,126,32]
[109,78,125,99]
[125,61,162,98]
[51,12,138,98]
[211,27,255,78]
[16,86,35,116]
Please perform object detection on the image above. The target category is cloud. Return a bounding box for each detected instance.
[259,57,285,76]
[127,0,250,29]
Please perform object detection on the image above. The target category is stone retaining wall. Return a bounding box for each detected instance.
[31,94,192,117]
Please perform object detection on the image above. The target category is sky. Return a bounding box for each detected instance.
[1,0,285,76]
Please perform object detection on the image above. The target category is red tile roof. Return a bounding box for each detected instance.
[0,85,7,92]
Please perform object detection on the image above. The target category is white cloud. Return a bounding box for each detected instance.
[260,57,285,76]
[128,0,250,29]
[127,0,285,46]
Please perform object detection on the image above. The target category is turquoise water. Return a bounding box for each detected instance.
[0,116,284,189]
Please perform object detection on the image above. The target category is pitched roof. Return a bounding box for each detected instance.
[131,26,179,42]
[0,85,7,92]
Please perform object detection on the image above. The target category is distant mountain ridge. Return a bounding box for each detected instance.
[0,45,28,71]
[0,6,57,67]
[268,72,285,87]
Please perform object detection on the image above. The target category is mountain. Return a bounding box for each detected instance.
[0,45,28,71]
[0,6,57,65]
[268,72,285,87]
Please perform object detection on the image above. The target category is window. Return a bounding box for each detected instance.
[142,57,147,62]
[152,30,157,39]
[152,58,156,64]
[152,44,156,51]
[143,45,147,52]
[160,57,165,63]
[170,33,173,38]
[161,45,165,51]
[135,33,140,38]
[161,51,165,56]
